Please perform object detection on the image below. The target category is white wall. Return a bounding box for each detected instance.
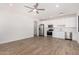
[40,15,79,42]
[0,9,36,44]
[77,11,79,43]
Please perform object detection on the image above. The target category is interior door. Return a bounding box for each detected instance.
[39,24,44,36]
[34,21,37,36]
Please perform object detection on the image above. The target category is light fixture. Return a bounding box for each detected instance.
[33,9,37,12]
[56,4,59,8]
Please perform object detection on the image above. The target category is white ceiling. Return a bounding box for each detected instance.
[0,3,79,20]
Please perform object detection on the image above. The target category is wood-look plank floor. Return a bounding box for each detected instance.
[0,37,79,55]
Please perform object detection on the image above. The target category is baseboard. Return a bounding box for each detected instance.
[0,35,34,44]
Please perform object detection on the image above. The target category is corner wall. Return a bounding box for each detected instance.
[0,9,36,44]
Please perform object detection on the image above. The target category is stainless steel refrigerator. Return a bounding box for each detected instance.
[39,24,44,36]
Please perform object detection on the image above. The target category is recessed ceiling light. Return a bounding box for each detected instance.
[9,3,13,7]
[56,4,59,8]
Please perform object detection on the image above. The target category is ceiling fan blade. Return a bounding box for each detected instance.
[37,9,45,11]
[36,11,39,14]
[28,10,33,13]
[24,5,33,9]
[34,3,39,8]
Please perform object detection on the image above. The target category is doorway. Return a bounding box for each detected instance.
[34,21,37,36]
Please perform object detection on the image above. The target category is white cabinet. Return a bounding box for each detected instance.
[53,31,65,39]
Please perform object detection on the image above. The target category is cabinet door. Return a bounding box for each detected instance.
[53,31,65,39]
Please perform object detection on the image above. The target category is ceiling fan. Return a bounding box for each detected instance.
[24,3,45,14]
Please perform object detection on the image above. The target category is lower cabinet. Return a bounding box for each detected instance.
[53,31,65,39]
